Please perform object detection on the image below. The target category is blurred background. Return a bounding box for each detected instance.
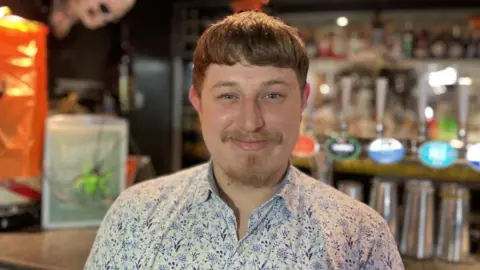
[1,0,480,269]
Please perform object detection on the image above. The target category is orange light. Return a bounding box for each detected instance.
[231,0,270,13]
[0,6,12,17]
[469,16,480,29]
[0,6,44,33]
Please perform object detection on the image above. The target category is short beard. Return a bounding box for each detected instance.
[214,129,285,188]
[220,153,278,188]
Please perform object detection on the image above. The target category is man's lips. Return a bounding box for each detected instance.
[231,139,268,151]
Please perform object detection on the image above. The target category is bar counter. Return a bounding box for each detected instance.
[0,228,478,269]
[0,228,96,270]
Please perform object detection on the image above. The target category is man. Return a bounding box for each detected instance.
[85,11,403,269]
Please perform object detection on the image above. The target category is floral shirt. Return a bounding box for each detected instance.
[85,162,404,270]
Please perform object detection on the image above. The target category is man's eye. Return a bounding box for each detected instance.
[218,94,236,100]
[265,93,282,99]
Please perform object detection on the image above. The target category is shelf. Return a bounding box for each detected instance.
[293,156,480,183]
[309,58,480,76]
[292,135,480,183]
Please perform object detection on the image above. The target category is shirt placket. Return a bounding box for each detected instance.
[209,194,240,267]
[224,198,279,269]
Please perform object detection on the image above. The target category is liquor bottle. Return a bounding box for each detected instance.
[414,29,429,59]
[448,25,465,59]
[315,28,331,58]
[390,29,403,59]
[464,25,478,59]
[371,11,385,46]
[476,29,480,59]
[348,30,366,59]
[429,27,447,59]
[331,27,348,59]
[118,23,136,113]
[468,16,480,59]
[401,22,414,59]
[301,28,317,58]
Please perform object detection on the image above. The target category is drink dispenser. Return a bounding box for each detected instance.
[42,115,128,229]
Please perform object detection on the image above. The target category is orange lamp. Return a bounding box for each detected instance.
[231,0,270,13]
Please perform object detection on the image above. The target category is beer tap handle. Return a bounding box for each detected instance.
[301,73,318,134]
[417,74,429,141]
[340,77,352,132]
[376,77,388,137]
[458,79,470,143]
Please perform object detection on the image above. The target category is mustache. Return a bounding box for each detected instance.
[221,130,283,144]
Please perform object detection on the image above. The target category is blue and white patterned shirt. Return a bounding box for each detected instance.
[85,162,404,269]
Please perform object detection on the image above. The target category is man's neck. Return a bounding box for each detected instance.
[212,162,289,214]
[212,161,289,239]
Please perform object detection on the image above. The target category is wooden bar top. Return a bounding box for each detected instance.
[0,228,97,270]
[0,227,479,270]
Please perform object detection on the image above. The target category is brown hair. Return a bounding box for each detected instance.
[192,11,309,94]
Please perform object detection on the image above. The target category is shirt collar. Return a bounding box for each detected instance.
[192,160,300,218]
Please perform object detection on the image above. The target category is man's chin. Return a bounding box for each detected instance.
[225,169,270,188]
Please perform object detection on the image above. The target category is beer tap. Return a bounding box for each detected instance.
[367,77,405,164]
[464,78,480,171]
[418,67,458,169]
[367,77,404,241]
[325,77,361,161]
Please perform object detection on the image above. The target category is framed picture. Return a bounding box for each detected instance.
[42,115,128,229]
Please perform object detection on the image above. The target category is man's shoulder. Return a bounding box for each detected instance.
[291,169,403,269]
[114,163,209,208]
[292,168,385,225]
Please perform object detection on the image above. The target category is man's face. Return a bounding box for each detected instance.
[190,63,309,187]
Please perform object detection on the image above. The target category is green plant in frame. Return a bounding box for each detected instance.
[73,164,112,197]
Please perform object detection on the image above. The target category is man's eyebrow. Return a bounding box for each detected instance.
[210,79,290,90]
[211,81,239,89]
[261,79,290,87]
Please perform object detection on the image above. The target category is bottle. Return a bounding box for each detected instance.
[331,27,348,59]
[348,30,364,59]
[429,27,447,59]
[302,29,317,58]
[371,11,385,46]
[414,29,429,59]
[315,28,331,58]
[118,23,136,113]
[401,22,414,59]
[448,25,465,59]
[464,25,477,59]
[476,29,480,59]
[390,29,403,59]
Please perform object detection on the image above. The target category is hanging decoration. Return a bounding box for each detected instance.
[49,0,136,39]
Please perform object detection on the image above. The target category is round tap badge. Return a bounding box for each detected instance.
[367,138,406,164]
[292,135,319,159]
[325,136,361,161]
[466,143,480,172]
[418,141,458,169]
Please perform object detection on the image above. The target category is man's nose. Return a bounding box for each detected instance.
[237,99,265,132]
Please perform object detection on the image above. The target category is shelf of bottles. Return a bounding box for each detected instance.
[289,10,480,183]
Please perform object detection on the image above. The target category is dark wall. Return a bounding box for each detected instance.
[1,0,175,175]
[123,1,174,175]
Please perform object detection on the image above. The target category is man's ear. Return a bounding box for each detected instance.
[301,83,311,110]
[189,86,201,113]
